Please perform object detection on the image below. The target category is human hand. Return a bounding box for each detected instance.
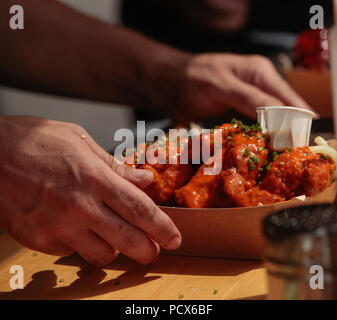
[0,116,181,266]
[158,53,314,121]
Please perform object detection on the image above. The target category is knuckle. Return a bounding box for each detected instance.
[129,198,156,225]
[117,233,139,253]
[249,55,272,68]
[69,122,85,133]
[83,165,105,185]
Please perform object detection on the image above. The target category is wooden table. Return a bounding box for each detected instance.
[0,232,267,300]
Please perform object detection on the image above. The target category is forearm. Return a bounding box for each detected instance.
[0,0,190,110]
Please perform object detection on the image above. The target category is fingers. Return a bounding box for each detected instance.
[224,76,284,118]
[99,168,182,251]
[90,203,160,265]
[247,56,319,117]
[83,134,153,189]
[109,157,154,189]
[67,229,120,266]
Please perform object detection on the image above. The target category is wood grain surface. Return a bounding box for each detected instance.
[0,233,267,300]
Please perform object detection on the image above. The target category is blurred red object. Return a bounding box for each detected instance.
[294,29,330,71]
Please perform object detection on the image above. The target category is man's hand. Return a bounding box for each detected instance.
[154,53,314,121]
[0,116,181,266]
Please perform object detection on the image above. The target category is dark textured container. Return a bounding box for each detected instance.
[263,204,337,300]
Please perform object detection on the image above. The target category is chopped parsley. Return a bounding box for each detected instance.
[230,118,237,126]
[249,164,256,171]
[320,154,327,160]
[258,147,264,152]
[279,161,285,165]
[244,149,250,157]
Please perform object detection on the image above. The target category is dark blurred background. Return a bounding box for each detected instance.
[0,1,333,150]
[122,0,333,129]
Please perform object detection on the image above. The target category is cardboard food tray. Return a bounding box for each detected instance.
[161,139,337,260]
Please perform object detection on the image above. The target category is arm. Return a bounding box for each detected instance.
[0,0,313,120]
[0,0,188,111]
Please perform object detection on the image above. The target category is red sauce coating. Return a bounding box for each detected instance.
[122,122,336,208]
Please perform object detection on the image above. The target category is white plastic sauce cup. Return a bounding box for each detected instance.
[256,106,315,151]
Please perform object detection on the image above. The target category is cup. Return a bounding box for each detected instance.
[256,106,315,151]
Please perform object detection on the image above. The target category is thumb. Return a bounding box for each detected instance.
[109,156,154,189]
[226,77,284,118]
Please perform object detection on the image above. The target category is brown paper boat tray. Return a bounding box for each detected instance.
[161,140,337,260]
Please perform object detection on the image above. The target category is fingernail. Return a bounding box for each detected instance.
[165,235,182,250]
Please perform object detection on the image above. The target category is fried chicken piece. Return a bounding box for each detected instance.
[121,142,148,168]
[303,157,335,196]
[141,162,194,205]
[174,163,228,208]
[234,186,285,207]
[139,141,195,205]
[222,131,268,187]
[221,168,247,203]
[183,122,242,164]
[175,127,268,208]
[262,147,336,199]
